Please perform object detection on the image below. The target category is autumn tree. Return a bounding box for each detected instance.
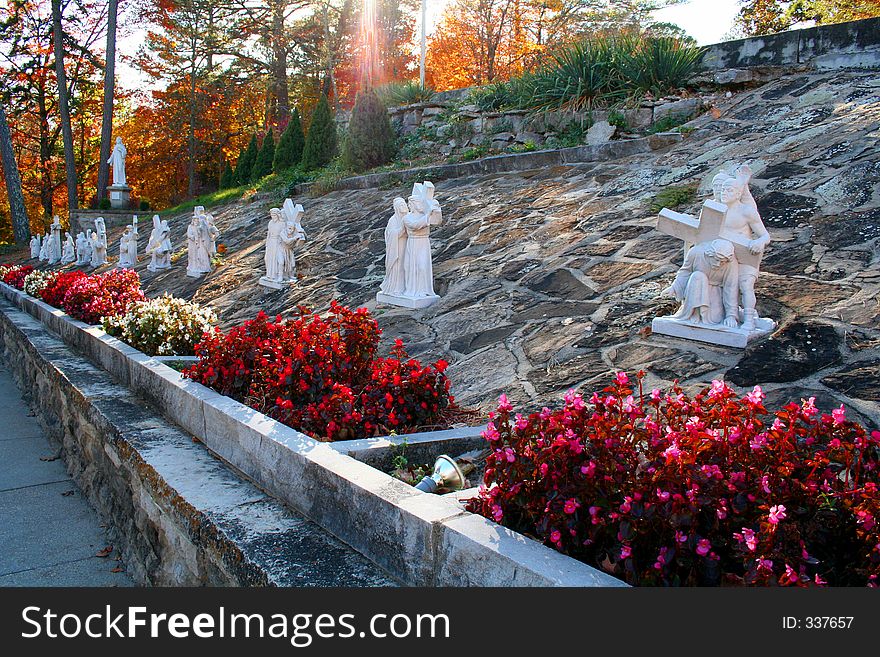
[736,0,880,34]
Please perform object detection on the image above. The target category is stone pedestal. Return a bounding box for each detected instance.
[258,276,294,290]
[376,291,440,309]
[651,316,775,348]
[107,185,131,209]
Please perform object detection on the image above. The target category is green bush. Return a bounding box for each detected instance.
[98,198,111,210]
[649,183,697,213]
[139,199,150,211]
[376,81,436,107]
[301,93,338,171]
[219,162,235,189]
[234,134,259,184]
[273,109,305,172]
[342,89,396,172]
[616,35,705,97]
[251,132,276,180]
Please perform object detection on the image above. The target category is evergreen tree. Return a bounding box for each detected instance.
[301,93,337,171]
[273,108,305,172]
[252,132,276,180]
[219,161,235,189]
[234,134,259,184]
[342,89,396,172]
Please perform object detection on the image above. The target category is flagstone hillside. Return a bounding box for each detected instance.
[15,68,880,427]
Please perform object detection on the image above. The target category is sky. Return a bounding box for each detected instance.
[116,0,744,92]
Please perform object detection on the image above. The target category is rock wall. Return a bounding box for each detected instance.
[700,16,880,70]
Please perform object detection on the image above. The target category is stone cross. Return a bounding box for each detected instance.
[657,199,761,269]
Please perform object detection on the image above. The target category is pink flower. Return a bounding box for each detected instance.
[663,441,682,460]
[743,528,757,551]
[620,545,632,559]
[483,422,500,442]
[650,388,661,402]
[768,504,787,524]
[708,379,727,399]
[550,529,561,544]
[746,385,765,405]
[757,558,774,572]
[563,389,585,410]
[619,496,632,513]
[539,463,549,477]
[832,405,846,425]
[814,573,827,586]
[802,396,818,418]
[615,371,629,385]
[696,539,711,556]
[503,447,516,463]
[491,505,503,522]
[622,395,636,413]
[656,489,670,502]
[563,498,580,514]
[782,564,799,585]
[675,530,687,544]
[514,414,528,431]
[497,393,513,412]
[580,461,596,477]
[749,433,768,450]
[761,475,771,494]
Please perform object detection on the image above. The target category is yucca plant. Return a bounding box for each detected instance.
[617,35,705,97]
[376,81,436,107]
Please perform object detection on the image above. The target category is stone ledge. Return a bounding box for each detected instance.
[0,296,393,587]
[294,134,683,195]
[0,282,625,587]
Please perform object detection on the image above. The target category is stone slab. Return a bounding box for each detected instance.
[376,291,440,309]
[651,316,776,348]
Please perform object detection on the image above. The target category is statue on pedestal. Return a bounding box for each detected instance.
[651,163,774,348]
[30,234,41,259]
[146,215,172,271]
[376,181,442,309]
[109,137,127,186]
[61,232,76,264]
[90,218,108,267]
[186,213,213,277]
[47,215,63,265]
[259,199,306,289]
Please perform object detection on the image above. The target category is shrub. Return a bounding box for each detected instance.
[342,89,396,172]
[139,199,151,211]
[301,93,338,171]
[103,293,217,356]
[234,134,259,184]
[468,373,880,587]
[22,269,57,297]
[184,303,453,441]
[273,109,305,172]
[40,270,86,308]
[98,198,112,210]
[649,183,698,213]
[2,264,34,289]
[219,162,235,189]
[251,132,276,180]
[376,81,436,107]
[616,34,705,97]
[63,268,145,325]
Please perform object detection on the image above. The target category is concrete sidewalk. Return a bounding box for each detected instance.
[0,360,134,586]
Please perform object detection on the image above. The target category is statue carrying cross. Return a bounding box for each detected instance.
[651,169,775,349]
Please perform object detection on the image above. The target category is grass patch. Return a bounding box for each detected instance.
[649,183,698,213]
[647,112,692,134]
[160,186,248,217]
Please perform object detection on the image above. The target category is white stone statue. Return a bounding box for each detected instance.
[259,200,306,289]
[186,213,212,277]
[378,197,409,297]
[652,164,774,348]
[30,234,41,259]
[39,232,50,261]
[47,216,63,265]
[117,225,138,268]
[61,232,76,264]
[146,214,172,271]
[90,218,108,267]
[376,181,442,309]
[108,137,127,186]
[75,231,91,266]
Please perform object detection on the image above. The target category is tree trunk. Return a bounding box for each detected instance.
[188,63,197,198]
[96,0,118,206]
[269,1,289,127]
[37,79,54,222]
[0,104,30,244]
[52,0,78,212]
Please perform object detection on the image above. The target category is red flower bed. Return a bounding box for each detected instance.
[62,268,145,325]
[467,373,880,587]
[40,270,87,309]
[184,303,453,441]
[2,265,35,289]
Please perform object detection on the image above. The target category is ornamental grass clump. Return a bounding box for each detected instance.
[103,294,217,356]
[22,269,56,297]
[2,264,34,289]
[62,268,145,325]
[39,270,86,308]
[184,303,453,441]
[468,373,880,587]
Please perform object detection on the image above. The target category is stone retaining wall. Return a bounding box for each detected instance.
[700,16,880,70]
[0,296,394,587]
